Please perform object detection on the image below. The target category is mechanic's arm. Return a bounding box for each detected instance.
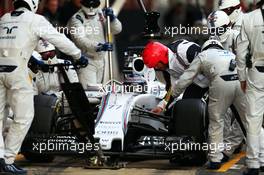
[172,57,202,98]
[236,17,250,93]
[28,69,39,95]
[232,30,240,53]
[103,8,122,35]
[67,15,98,55]
[33,15,81,60]
[110,17,122,35]
[153,88,172,113]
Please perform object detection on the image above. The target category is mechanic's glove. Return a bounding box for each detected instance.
[29,55,45,66]
[64,60,71,65]
[96,42,113,52]
[151,106,164,114]
[75,55,89,67]
[167,97,177,110]
[64,60,72,67]
[63,60,72,70]
[28,55,46,73]
[103,8,116,22]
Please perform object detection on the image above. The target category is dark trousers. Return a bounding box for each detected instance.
[182,83,208,99]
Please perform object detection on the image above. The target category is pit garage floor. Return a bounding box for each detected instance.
[14,152,264,175]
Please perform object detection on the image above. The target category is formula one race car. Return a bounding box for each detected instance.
[92,47,209,165]
[20,47,209,166]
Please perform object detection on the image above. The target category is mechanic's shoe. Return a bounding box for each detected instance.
[243,168,259,175]
[0,159,27,175]
[221,153,229,163]
[4,164,27,175]
[0,158,11,175]
[207,162,222,170]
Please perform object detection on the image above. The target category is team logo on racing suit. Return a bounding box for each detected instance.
[218,0,223,7]
[3,26,18,34]
[207,12,217,24]
[32,0,37,9]
[40,39,50,48]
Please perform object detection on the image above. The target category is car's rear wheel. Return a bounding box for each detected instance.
[21,95,58,163]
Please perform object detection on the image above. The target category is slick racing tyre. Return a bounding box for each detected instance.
[21,95,57,163]
[170,99,208,165]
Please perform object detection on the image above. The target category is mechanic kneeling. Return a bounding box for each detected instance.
[32,40,79,98]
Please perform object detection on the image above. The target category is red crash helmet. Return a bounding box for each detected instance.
[40,50,56,61]
[142,42,169,68]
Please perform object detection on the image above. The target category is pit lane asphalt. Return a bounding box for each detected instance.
[14,152,263,175]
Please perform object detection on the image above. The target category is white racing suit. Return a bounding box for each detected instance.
[220,29,239,54]
[172,48,247,163]
[34,58,79,115]
[0,7,81,164]
[237,6,264,169]
[68,9,122,89]
[34,58,79,97]
[218,29,246,157]
[232,12,244,32]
